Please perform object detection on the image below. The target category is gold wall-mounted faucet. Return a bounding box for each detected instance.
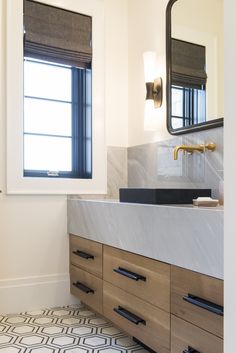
[173,142,216,160]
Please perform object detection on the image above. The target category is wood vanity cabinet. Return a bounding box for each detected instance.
[69,235,103,314]
[69,234,224,353]
[171,266,223,338]
[103,245,170,312]
[171,266,223,353]
[70,234,103,278]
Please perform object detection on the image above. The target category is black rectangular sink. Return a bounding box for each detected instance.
[119,188,212,205]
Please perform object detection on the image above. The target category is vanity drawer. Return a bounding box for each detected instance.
[171,266,223,338]
[70,234,103,278]
[103,282,170,353]
[171,315,223,353]
[103,245,170,312]
[70,265,103,314]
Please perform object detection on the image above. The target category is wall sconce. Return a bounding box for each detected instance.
[143,52,163,131]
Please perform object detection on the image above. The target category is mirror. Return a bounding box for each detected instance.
[166,0,224,135]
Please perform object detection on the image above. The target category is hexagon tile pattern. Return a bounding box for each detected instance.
[0,304,148,353]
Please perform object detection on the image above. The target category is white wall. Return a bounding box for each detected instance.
[105,0,129,147]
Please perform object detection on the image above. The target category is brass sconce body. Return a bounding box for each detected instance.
[145,78,163,108]
[173,142,216,160]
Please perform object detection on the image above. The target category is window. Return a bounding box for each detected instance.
[171,84,206,129]
[6,0,106,195]
[23,58,92,178]
[23,0,92,179]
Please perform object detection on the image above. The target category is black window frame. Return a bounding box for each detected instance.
[171,84,206,129]
[23,57,92,179]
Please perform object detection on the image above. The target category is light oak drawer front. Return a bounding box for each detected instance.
[103,245,170,312]
[171,315,223,353]
[70,265,103,314]
[70,234,103,278]
[171,266,223,338]
[103,282,170,353]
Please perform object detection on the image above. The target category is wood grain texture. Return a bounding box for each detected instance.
[70,234,103,278]
[70,265,103,314]
[103,281,170,353]
[103,245,170,312]
[171,315,223,353]
[171,266,223,338]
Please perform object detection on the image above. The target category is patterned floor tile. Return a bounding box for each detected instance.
[0,305,148,353]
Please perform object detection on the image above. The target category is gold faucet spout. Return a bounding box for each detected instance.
[173,142,216,160]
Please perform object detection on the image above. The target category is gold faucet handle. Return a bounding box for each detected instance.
[205,142,216,152]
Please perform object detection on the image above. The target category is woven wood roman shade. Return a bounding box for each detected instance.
[171,38,207,88]
[24,0,92,68]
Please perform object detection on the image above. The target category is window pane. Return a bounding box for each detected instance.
[172,87,183,117]
[196,89,206,123]
[24,98,72,136]
[172,118,184,129]
[24,135,72,171]
[24,60,72,101]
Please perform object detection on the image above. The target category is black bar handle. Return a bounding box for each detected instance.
[73,281,94,294]
[113,267,146,282]
[73,250,94,260]
[183,346,201,353]
[183,293,223,316]
[113,306,146,325]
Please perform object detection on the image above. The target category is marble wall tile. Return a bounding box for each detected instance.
[107,146,128,199]
[69,128,223,200]
[69,146,127,200]
[128,127,223,199]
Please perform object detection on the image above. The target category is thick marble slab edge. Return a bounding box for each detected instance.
[67,199,223,279]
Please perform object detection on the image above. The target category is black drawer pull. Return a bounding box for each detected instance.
[73,250,94,260]
[183,293,223,316]
[183,346,201,353]
[73,281,94,294]
[113,306,146,325]
[113,267,146,282]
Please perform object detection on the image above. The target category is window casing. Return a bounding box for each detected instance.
[6,0,106,195]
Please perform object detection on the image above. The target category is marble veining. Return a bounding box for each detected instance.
[69,146,127,200]
[68,199,223,279]
[128,127,223,199]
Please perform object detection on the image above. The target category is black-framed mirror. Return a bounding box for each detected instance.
[166,0,224,135]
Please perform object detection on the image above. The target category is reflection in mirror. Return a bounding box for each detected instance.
[166,0,224,134]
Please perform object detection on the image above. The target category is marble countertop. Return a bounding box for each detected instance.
[67,198,223,279]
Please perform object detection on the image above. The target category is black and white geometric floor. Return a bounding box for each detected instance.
[0,304,148,353]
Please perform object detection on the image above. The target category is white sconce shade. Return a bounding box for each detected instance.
[143,51,157,83]
[144,100,158,131]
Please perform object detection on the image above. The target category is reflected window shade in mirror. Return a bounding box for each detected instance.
[171,39,207,128]
[171,39,207,88]
[24,0,92,68]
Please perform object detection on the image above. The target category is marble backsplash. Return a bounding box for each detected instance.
[70,127,223,200]
[70,146,128,200]
[128,127,223,199]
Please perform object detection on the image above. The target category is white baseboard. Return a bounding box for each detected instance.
[0,274,79,315]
